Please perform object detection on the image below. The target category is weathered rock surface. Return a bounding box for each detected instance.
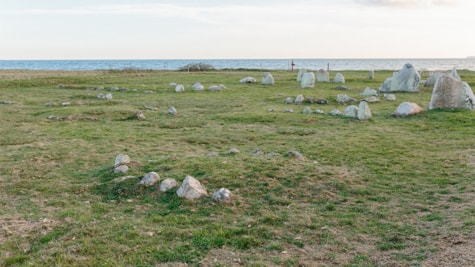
[330,109,342,116]
[192,82,204,91]
[379,63,420,92]
[295,95,305,104]
[168,106,177,115]
[429,75,475,110]
[175,84,185,93]
[176,175,208,200]
[285,97,294,104]
[333,73,345,84]
[105,93,113,100]
[344,105,359,118]
[393,102,423,117]
[114,165,129,174]
[261,72,275,85]
[212,188,232,204]
[135,111,146,121]
[357,101,372,121]
[140,172,160,186]
[316,69,330,82]
[301,72,315,88]
[160,178,178,192]
[302,107,312,114]
[208,84,226,91]
[384,93,396,101]
[336,94,357,104]
[240,77,257,83]
[360,87,378,96]
[114,154,130,167]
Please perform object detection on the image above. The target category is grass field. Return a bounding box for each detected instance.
[1,68,474,266]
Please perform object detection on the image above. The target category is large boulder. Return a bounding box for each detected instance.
[357,101,372,121]
[333,73,345,84]
[316,69,330,82]
[379,63,420,92]
[176,175,208,200]
[393,102,423,117]
[261,72,275,85]
[301,72,315,88]
[429,75,475,110]
[344,105,359,118]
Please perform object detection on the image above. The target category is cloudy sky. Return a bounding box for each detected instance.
[0,0,473,59]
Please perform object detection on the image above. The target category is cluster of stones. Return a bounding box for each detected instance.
[111,154,232,204]
[169,82,227,92]
[297,69,345,88]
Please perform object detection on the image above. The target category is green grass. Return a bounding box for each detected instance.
[1,69,475,266]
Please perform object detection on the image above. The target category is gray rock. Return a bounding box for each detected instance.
[140,172,160,186]
[212,188,233,204]
[207,151,219,157]
[175,84,185,93]
[114,154,130,167]
[333,73,345,84]
[360,87,378,96]
[301,72,315,88]
[335,85,351,90]
[240,77,257,83]
[295,94,305,104]
[364,96,380,103]
[228,148,240,154]
[285,97,294,104]
[110,86,119,92]
[208,84,226,91]
[357,101,372,121]
[168,82,177,87]
[393,102,423,117]
[176,175,208,200]
[192,82,204,91]
[97,93,104,99]
[114,165,129,174]
[267,151,281,158]
[384,93,396,101]
[105,93,113,100]
[120,87,128,92]
[330,109,342,116]
[168,106,177,115]
[302,107,312,115]
[288,150,306,161]
[316,69,330,82]
[429,75,475,110]
[282,109,294,113]
[96,86,105,90]
[61,102,71,107]
[336,94,357,104]
[379,63,420,92]
[135,111,146,121]
[344,105,359,118]
[314,109,325,114]
[160,178,178,192]
[261,72,275,85]
[0,100,13,105]
[45,102,57,106]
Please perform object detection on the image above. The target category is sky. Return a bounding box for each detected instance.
[0,0,473,59]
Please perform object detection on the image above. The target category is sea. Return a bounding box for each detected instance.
[0,58,474,71]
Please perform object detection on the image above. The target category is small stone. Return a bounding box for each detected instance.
[250,149,264,155]
[335,85,351,90]
[344,105,359,118]
[393,102,423,117]
[295,95,305,104]
[364,96,380,103]
[0,100,13,105]
[45,102,57,106]
[360,87,378,96]
[384,93,397,101]
[228,148,240,154]
[176,175,208,200]
[160,178,178,192]
[97,93,104,99]
[282,109,294,113]
[333,73,345,83]
[267,151,281,157]
[175,84,185,93]
[169,82,177,87]
[61,102,71,107]
[314,109,325,114]
[110,87,119,92]
[135,111,146,121]
[140,172,160,186]
[208,84,226,91]
[212,188,233,204]
[302,107,312,115]
[96,86,105,90]
[288,150,306,161]
[114,154,130,167]
[285,97,294,104]
[114,165,129,174]
[317,99,328,105]
[168,106,177,115]
[105,93,113,100]
[192,82,204,91]
[240,77,257,83]
[330,109,342,116]
[207,151,219,157]
[357,101,372,121]
[336,94,357,104]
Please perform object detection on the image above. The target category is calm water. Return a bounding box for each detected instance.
[0,58,474,71]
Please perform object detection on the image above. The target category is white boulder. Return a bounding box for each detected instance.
[393,102,423,117]
[316,69,330,82]
[140,172,160,186]
[176,175,208,200]
[360,87,378,97]
[261,72,275,85]
[240,77,257,83]
[208,84,226,91]
[344,105,359,118]
[379,63,420,92]
[301,72,315,88]
[429,75,475,110]
[295,94,305,104]
[175,84,185,93]
[192,82,204,91]
[357,101,372,121]
[333,73,345,84]
[114,154,130,167]
[160,178,178,192]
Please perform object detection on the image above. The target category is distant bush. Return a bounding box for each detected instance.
[178,62,215,72]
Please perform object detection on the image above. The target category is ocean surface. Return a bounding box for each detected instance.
[0,58,474,71]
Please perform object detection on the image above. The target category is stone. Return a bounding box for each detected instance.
[209,84,226,91]
[335,85,351,90]
[288,150,306,161]
[168,106,177,115]
[297,68,307,82]
[344,105,359,118]
[192,82,204,91]
[61,102,71,107]
[316,69,330,82]
[317,99,328,105]
[140,172,160,186]
[175,84,185,93]
[302,107,312,114]
[261,72,275,85]
[228,148,240,154]
[360,87,378,96]
[282,109,294,113]
[384,93,396,101]
[212,188,233,204]
[114,165,129,174]
[314,109,325,114]
[429,75,475,110]
[176,175,208,200]
[96,86,105,90]
[393,102,423,117]
[105,93,113,100]
[451,67,461,80]
[135,111,146,121]
[357,101,372,121]
[333,73,345,84]
[379,63,420,92]
[160,178,178,192]
[97,93,104,99]
[304,97,316,104]
[425,72,446,87]
[336,94,357,104]
[240,77,257,83]
[330,109,342,116]
[110,86,119,92]
[369,70,375,80]
[114,154,130,167]
[120,87,128,92]
[295,94,305,104]
[168,82,177,87]
[301,72,315,88]
[364,96,380,103]
[285,97,294,104]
